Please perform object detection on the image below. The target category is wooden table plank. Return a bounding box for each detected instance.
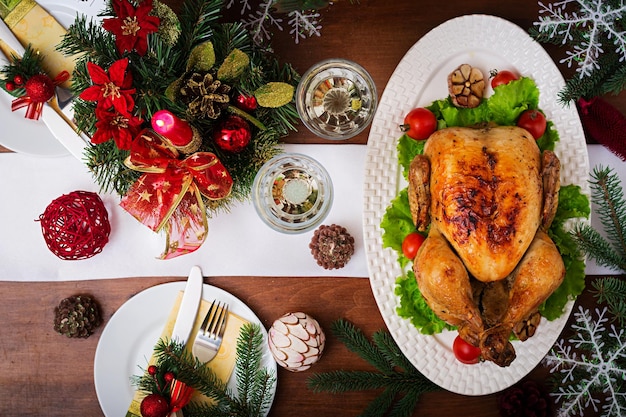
[0,275,567,417]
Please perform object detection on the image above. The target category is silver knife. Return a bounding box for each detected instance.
[171,266,204,345]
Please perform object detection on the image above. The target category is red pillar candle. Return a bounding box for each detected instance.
[151,110,194,146]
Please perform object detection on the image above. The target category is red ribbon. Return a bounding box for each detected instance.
[11,71,70,120]
[168,378,194,413]
[120,129,233,259]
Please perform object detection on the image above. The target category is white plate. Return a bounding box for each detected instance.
[0,0,103,156]
[363,14,590,395]
[94,282,277,416]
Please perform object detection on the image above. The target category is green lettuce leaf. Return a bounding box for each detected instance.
[380,189,414,270]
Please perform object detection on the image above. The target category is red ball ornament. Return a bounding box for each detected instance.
[38,191,111,260]
[147,365,158,376]
[213,115,252,153]
[235,93,258,112]
[13,74,24,85]
[5,81,15,91]
[140,393,169,417]
[25,74,55,103]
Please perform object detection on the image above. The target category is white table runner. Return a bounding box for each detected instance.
[0,143,622,281]
[0,144,369,281]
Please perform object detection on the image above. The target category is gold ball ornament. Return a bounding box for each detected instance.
[268,312,325,372]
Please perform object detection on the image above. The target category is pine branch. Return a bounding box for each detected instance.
[85,140,138,195]
[591,166,626,254]
[371,330,416,372]
[331,319,395,373]
[572,223,626,272]
[572,166,626,273]
[360,388,396,417]
[179,0,222,49]
[307,319,440,417]
[153,339,232,404]
[591,277,626,327]
[558,53,625,103]
[232,323,276,417]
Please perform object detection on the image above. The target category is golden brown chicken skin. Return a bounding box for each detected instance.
[409,125,564,367]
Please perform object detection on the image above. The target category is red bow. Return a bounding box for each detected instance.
[120,129,233,259]
[168,378,194,413]
[11,71,69,120]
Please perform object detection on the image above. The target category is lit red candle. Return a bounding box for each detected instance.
[151,109,194,146]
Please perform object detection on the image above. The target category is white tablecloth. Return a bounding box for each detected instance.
[0,144,369,281]
[0,143,622,281]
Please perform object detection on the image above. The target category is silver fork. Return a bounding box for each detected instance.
[192,300,228,363]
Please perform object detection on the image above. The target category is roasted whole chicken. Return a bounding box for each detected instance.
[408,125,565,367]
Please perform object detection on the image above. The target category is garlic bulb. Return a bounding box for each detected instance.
[268,312,325,372]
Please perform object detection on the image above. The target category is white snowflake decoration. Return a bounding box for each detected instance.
[227,0,324,45]
[534,0,626,77]
[288,10,322,44]
[543,306,626,417]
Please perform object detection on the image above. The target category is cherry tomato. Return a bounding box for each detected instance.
[402,232,425,259]
[490,70,518,89]
[517,109,547,140]
[400,108,437,140]
[453,335,482,364]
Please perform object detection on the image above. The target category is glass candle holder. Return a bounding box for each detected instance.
[252,153,333,234]
[296,58,378,140]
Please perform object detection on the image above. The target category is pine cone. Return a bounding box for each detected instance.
[180,72,231,119]
[53,295,102,338]
[309,224,355,269]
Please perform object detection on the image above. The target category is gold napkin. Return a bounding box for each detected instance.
[0,0,75,87]
[126,291,249,417]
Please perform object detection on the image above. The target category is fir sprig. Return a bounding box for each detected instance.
[572,166,626,273]
[307,319,440,417]
[591,277,626,327]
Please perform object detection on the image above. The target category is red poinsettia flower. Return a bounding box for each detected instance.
[102,0,160,56]
[80,58,136,114]
[91,106,143,150]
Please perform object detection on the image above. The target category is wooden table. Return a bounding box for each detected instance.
[0,1,622,416]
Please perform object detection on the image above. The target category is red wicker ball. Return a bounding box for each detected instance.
[39,191,111,260]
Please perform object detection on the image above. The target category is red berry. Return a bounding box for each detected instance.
[147,365,158,376]
[164,371,175,383]
[5,81,15,91]
[13,74,24,85]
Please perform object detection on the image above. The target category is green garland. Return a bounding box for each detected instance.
[57,0,300,212]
